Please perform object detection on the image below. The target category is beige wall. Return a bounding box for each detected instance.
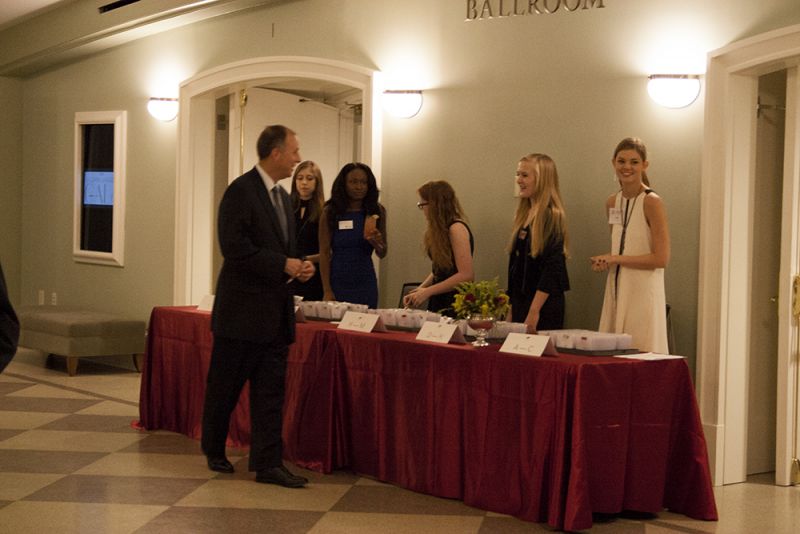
[11,0,800,372]
[0,76,22,303]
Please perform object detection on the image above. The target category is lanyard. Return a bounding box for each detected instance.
[614,193,639,299]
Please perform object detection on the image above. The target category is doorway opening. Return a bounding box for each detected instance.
[173,57,383,306]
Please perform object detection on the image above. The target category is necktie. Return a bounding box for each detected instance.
[271,186,288,243]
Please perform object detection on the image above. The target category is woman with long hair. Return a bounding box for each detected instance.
[319,162,387,308]
[507,153,570,332]
[591,138,670,353]
[289,160,325,301]
[403,181,474,316]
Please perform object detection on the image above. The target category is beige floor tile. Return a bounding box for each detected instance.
[76,400,140,417]
[0,373,31,383]
[0,410,68,429]
[354,477,393,487]
[75,452,217,479]
[0,501,168,534]
[177,480,351,511]
[308,512,483,534]
[0,429,145,452]
[9,384,99,400]
[0,473,65,500]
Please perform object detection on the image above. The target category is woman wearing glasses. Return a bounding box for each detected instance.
[403,181,474,317]
[508,153,570,332]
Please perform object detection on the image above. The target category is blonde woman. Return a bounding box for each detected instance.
[403,181,474,317]
[507,153,570,332]
[591,138,670,353]
[289,161,325,300]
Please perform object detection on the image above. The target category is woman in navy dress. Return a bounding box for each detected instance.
[319,162,387,308]
[289,160,325,301]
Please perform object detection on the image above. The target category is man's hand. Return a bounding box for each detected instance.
[284,258,304,280]
[296,260,316,282]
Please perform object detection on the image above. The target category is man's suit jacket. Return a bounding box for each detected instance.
[211,167,297,344]
[0,262,19,372]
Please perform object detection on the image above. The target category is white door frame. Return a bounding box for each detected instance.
[697,24,800,486]
[172,56,383,305]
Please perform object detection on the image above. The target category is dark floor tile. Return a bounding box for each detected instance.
[24,474,207,505]
[0,382,35,395]
[0,428,26,441]
[0,396,101,413]
[117,432,204,454]
[0,449,107,474]
[331,485,486,516]
[479,516,557,533]
[37,414,138,433]
[134,507,324,534]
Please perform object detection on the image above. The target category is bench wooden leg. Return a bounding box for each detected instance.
[133,353,144,372]
[66,357,79,376]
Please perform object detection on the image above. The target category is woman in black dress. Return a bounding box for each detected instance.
[289,160,325,301]
[403,180,474,317]
[507,153,570,332]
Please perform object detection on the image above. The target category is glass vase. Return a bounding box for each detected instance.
[467,314,495,347]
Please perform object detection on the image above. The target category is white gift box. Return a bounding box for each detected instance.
[329,302,349,320]
[301,301,318,318]
[615,333,633,350]
[346,302,368,313]
[575,332,618,351]
[377,308,399,326]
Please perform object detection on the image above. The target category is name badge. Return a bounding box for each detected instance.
[499,333,558,357]
[338,311,387,333]
[416,322,466,344]
[608,207,622,225]
[339,220,354,230]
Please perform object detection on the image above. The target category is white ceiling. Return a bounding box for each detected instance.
[0,0,72,30]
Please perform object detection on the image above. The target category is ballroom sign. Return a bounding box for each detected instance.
[466,0,605,20]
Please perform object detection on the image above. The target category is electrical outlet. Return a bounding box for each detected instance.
[50,292,57,306]
[37,289,45,305]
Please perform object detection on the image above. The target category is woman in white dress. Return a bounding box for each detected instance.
[590,138,670,353]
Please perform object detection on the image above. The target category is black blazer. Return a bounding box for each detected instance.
[211,168,297,344]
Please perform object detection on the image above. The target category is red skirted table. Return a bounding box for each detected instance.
[137,306,717,531]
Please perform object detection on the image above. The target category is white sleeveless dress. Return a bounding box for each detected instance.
[598,191,668,353]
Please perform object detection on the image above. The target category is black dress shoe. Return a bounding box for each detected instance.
[277,464,308,484]
[256,466,307,488]
[207,456,235,473]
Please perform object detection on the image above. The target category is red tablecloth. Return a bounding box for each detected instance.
[137,306,717,531]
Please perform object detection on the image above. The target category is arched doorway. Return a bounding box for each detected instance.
[697,24,800,486]
[172,56,384,305]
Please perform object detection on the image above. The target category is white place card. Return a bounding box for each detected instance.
[499,333,558,357]
[294,305,306,323]
[416,321,466,344]
[197,294,215,311]
[338,311,387,333]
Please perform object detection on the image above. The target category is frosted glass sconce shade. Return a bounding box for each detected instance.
[647,75,701,108]
[147,97,179,121]
[382,90,423,118]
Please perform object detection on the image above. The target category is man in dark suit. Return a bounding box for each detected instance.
[0,261,19,373]
[201,125,315,488]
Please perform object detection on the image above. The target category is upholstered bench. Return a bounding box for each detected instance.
[17,306,146,376]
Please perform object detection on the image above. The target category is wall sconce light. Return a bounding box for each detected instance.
[647,75,701,108]
[382,90,423,118]
[147,97,179,121]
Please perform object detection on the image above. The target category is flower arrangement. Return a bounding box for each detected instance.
[452,278,510,320]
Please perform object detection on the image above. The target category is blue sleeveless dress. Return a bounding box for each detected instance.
[330,210,378,308]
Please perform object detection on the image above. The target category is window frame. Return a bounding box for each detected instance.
[73,110,127,266]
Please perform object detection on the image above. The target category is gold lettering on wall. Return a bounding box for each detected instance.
[466,0,605,21]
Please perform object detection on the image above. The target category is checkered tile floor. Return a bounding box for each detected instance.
[1,348,798,533]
